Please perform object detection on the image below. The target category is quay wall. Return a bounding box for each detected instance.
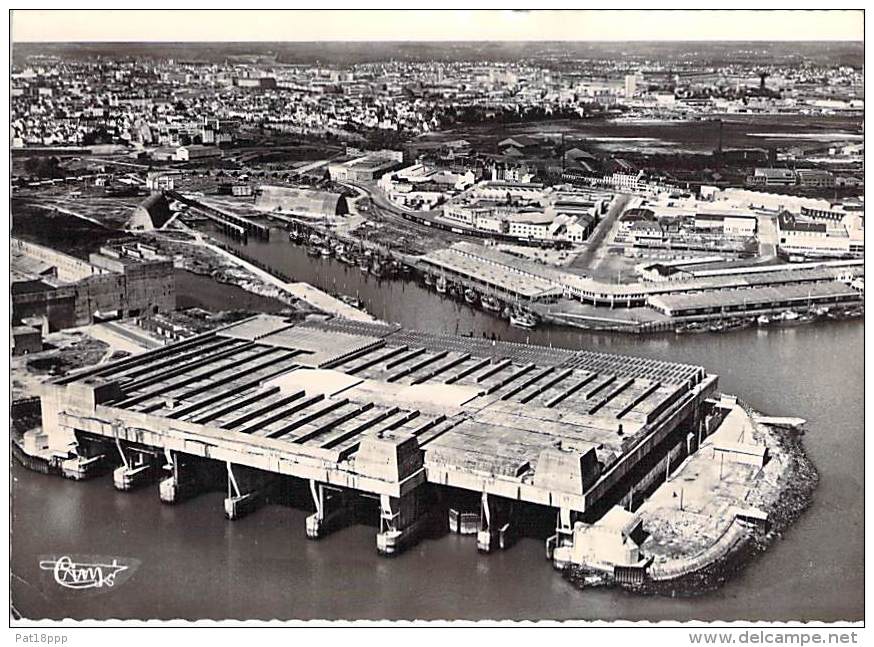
[12,237,101,283]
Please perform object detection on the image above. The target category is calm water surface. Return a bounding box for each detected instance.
[11,229,863,621]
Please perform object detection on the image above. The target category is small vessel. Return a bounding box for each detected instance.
[320,246,332,258]
[423,273,434,287]
[359,259,370,273]
[370,261,384,278]
[306,245,321,257]
[509,308,537,329]
[723,318,753,332]
[675,322,708,334]
[776,310,802,326]
[464,288,478,305]
[481,295,502,312]
[756,315,771,327]
[435,276,448,294]
[338,294,362,308]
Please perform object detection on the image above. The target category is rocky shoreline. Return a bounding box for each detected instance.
[563,410,820,597]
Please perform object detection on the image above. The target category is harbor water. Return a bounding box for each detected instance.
[11,228,864,621]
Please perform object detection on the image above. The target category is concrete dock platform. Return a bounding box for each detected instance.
[36,314,719,563]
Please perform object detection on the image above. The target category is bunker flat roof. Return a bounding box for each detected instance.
[52,315,714,509]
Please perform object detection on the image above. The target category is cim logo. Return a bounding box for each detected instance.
[38,555,139,593]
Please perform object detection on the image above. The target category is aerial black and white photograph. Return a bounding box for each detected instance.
[5,6,867,635]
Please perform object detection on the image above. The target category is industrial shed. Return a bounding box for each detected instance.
[127,192,173,231]
[255,185,349,217]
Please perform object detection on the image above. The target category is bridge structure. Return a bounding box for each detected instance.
[36,315,718,563]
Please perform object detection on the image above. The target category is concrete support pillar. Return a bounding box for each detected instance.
[159,450,216,504]
[476,492,514,553]
[223,462,276,520]
[305,480,352,539]
[61,453,107,480]
[113,439,162,491]
[60,434,110,481]
[376,488,429,556]
[546,507,577,567]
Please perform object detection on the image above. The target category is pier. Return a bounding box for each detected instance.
[169,191,271,241]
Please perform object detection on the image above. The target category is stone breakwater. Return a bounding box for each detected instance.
[563,406,820,597]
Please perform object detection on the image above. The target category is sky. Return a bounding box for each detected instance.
[10,9,865,43]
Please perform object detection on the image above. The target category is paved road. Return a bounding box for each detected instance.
[342,181,465,246]
[568,193,633,272]
[756,213,779,258]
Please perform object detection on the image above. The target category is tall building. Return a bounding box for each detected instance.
[624,74,637,98]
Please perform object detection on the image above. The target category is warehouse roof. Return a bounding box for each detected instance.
[255,185,348,217]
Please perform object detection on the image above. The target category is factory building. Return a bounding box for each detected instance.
[175,145,222,162]
[11,239,176,330]
[255,185,349,217]
[647,282,861,318]
[777,212,864,259]
[693,213,758,237]
[750,168,796,187]
[328,152,404,182]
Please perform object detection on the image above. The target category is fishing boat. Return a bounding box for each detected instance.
[435,276,448,294]
[339,294,362,309]
[675,322,708,334]
[509,308,537,329]
[464,288,478,305]
[423,273,434,287]
[775,310,809,326]
[723,318,754,332]
[320,246,332,258]
[481,295,502,312]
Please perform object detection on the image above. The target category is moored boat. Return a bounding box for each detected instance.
[481,295,502,312]
[509,308,537,329]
